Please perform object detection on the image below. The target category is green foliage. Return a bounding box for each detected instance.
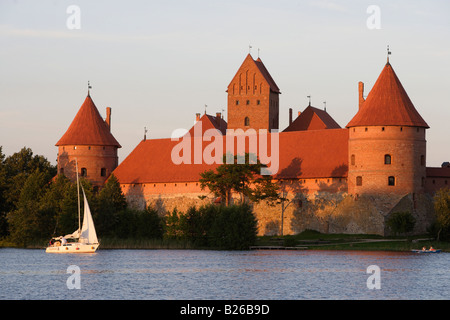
[433,187,450,240]
[165,204,257,250]
[199,153,280,206]
[386,211,416,235]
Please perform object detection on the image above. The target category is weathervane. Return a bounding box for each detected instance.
[249,45,252,54]
[144,126,148,141]
[88,81,92,95]
[204,104,207,115]
[258,48,260,58]
[387,45,391,63]
[323,101,327,111]
[307,95,311,106]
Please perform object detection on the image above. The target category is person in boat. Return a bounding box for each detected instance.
[61,237,67,246]
[422,246,427,251]
[429,246,435,251]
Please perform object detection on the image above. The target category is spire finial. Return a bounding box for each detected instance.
[204,104,207,115]
[307,95,311,106]
[258,48,260,58]
[144,126,148,141]
[87,81,92,96]
[323,101,326,111]
[387,45,391,64]
[249,45,252,55]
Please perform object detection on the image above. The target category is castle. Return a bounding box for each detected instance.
[56,53,450,236]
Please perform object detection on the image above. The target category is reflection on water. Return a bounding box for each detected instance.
[0,248,448,300]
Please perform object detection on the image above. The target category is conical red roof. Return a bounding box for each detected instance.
[56,94,121,147]
[346,62,429,128]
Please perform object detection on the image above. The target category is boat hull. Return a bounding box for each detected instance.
[46,243,99,253]
[411,249,441,253]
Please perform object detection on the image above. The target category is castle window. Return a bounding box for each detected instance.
[356,176,362,186]
[88,146,91,150]
[388,176,395,186]
[81,168,87,177]
[74,146,77,150]
[101,168,106,177]
[421,155,425,166]
[236,100,239,105]
[244,117,250,126]
[246,100,250,105]
[351,154,355,166]
[381,127,385,131]
[365,128,368,132]
[384,154,391,165]
[400,127,403,132]
[257,100,260,105]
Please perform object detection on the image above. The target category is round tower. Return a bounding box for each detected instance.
[56,93,121,188]
[346,61,429,196]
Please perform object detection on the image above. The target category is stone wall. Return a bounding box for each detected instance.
[122,183,435,237]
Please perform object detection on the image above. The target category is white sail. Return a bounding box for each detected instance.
[80,187,98,244]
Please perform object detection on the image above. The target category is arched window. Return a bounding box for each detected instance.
[244,117,250,126]
[81,168,87,177]
[101,168,106,177]
[388,176,395,186]
[384,154,391,165]
[351,154,355,166]
[356,176,362,186]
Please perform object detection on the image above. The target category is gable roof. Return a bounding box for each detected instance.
[346,62,429,128]
[283,105,341,132]
[227,54,280,94]
[112,129,348,184]
[187,113,227,137]
[56,94,121,147]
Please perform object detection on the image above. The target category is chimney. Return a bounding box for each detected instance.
[196,113,201,122]
[105,107,111,131]
[358,82,365,110]
[289,108,293,125]
[216,112,222,122]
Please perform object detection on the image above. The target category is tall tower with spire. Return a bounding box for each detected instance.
[226,54,281,132]
[346,59,429,196]
[56,91,121,188]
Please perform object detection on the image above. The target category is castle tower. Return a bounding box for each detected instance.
[227,54,281,132]
[346,60,429,196]
[56,93,121,188]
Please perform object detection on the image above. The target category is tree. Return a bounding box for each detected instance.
[386,211,416,236]
[199,153,280,206]
[434,187,450,241]
[7,169,53,246]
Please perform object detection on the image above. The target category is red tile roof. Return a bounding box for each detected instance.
[283,105,341,132]
[426,167,450,178]
[346,62,429,128]
[56,94,121,147]
[112,128,348,184]
[187,113,227,137]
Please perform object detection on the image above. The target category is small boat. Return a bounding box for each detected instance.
[46,161,99,253]
[411,249,441,253]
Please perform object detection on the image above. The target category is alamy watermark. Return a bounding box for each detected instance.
[366,265,381,290]
[66,5,81,30]
[66,265,81,289]
[366,5,381,30]
[170,123,279,175]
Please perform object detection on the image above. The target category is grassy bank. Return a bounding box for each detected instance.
[2,230,449,252]
[255,230,450,252]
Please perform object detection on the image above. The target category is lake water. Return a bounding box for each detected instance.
[0,248,449,300]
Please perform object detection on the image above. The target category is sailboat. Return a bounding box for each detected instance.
[46,161,99,253]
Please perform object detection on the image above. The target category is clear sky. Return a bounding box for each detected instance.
[1,0,449,167]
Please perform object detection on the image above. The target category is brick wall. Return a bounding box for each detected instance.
[57,145,119,187]
[348,125,427,195]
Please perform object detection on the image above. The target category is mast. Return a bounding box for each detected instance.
[76,159,81,234]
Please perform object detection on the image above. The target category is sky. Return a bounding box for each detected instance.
[0,0,449,167]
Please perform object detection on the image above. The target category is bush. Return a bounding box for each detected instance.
[386,211,416,235]
[166,204,258,250]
